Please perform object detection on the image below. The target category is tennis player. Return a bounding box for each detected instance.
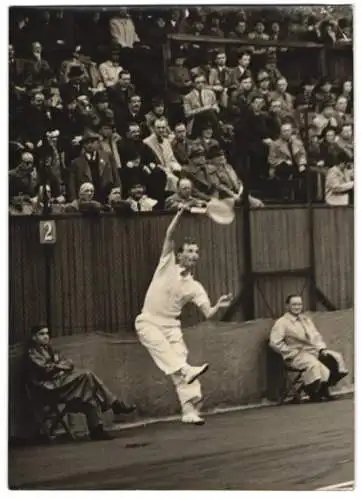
[135,205,232,424]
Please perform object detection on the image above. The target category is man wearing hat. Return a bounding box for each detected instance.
[312,77,336,113]
[91,91,111,126]
[194,122,219,155]
[98,117,122,171]
[60,65,90,104]
[145,98,172,137]
[207,144,263,206]
[67,130,120,203]
[99,46,123,89]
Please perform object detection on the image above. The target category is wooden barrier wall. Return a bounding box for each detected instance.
[9,207,354,344]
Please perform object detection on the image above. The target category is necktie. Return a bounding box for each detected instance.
[198,90,204,107]
[137,201,141,212]
[287,140,297,167]
[298,316,311,342]
[219,68,225,86]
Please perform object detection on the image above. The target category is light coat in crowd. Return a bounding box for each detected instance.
[183,88,218,135]
[143,133,182,192]
[268,137,307,170]
[325,165,354,206]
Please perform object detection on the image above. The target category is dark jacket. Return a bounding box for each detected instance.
[67,150,120,202]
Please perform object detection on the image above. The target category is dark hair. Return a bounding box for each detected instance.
[323,126,337,139]
[129,94,141,103]
[177,237,198,254]
[285,294,301,304]
[337,151,350,164]
[152,97,164,107]
[250,94,265,105]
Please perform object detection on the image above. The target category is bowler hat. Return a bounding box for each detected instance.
[68,65,84,79]
[206,144,224,160]
[81,130,101,143]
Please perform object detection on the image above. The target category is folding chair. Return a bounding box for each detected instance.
[266,344,306,405]
[278,362,306,405]
[25,384,76,441]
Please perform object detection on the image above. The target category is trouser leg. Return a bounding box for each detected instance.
[168,333,202,414]
[135,318,186,375]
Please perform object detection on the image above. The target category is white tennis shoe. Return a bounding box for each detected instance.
[181,412,205,425]
[182,363,209,385]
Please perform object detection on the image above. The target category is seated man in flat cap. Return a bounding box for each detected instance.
[25,325,135,441]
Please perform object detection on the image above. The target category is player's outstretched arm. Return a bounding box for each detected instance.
[160,204,188,258]
[200,293,233,319]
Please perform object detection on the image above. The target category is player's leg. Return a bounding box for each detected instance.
[135,316,208,381]
[168,328,205,425]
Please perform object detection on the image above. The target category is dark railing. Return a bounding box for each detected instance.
[164,34,352,88]
[9,206,354,344]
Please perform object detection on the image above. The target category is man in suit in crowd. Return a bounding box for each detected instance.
[229,51,251,90]
[268,121,307,201]
[171,122,193,165]
[208,51,232,108]
[183,73,219,137]
[107,70,136,126]
[268,76,294,117]
[165,178,207,212]
[143,118,182,194]
[116,94,146,137]
[325,151,354,206]
[67,130,120,203]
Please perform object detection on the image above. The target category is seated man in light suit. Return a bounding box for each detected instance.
[143,118,182,194]
[183,73,219,138]
[270,294,348,402]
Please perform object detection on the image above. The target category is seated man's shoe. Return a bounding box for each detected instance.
[183,364,209,385]
[89,425,114,441]
[112,400,136,415]
[319,384,337,402]
[181,412,205,425]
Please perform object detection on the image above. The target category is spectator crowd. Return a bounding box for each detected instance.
[9,6,354,215]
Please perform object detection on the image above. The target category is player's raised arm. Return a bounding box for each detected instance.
[160,204,188,259]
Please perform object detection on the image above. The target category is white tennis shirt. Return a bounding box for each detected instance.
[141,248,211,327]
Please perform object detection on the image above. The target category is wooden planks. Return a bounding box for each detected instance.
[9,207,354,344]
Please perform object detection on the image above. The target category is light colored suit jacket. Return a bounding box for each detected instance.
[268,137,307,169]
[143,134,181,192]
[325,166,354,206]
[183,88,218,134]
[270,313,326,361]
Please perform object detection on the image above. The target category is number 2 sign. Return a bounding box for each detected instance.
[39,220,57,244]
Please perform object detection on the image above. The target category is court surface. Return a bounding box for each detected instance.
[9,396,354,490]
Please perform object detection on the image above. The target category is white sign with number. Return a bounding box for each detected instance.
[39,220,57,244]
